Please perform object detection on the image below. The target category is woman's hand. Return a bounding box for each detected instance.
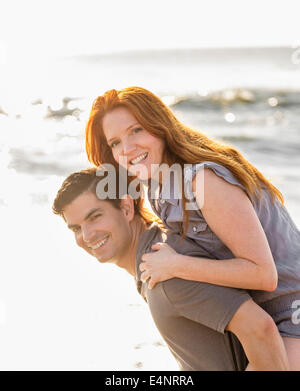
[140,242,179,289]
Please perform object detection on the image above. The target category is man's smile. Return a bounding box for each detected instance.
[88,234,109,250]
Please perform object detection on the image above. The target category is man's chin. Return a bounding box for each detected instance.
[94,253,113,263]
[96,257,109,264]
[82,247,112,263]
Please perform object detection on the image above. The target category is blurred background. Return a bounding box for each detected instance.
[0,0,299,370]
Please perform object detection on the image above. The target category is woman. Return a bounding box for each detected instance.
[85,86,300,370]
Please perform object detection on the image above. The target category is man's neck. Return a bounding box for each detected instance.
[116,216,149,277]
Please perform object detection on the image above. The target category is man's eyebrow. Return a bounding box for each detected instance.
[67,207,103,230]
[107,122,139,143]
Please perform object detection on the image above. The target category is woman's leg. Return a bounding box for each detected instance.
[245,363,254,371]
[226,299,289,370]
[282,337,300,371]
[246,337,300,371]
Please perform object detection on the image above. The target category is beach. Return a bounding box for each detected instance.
[0,46,300,370]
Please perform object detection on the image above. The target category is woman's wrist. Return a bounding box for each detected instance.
[172,253,188,279]
[172,254,206,281]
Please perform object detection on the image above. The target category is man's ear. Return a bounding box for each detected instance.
[120,194,135,221]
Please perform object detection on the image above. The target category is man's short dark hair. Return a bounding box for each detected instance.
[52,167,160,226]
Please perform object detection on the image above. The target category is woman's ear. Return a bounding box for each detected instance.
[120,194,135,221]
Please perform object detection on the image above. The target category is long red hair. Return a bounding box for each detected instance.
[85,86,284,230]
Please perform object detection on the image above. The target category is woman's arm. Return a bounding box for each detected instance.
[140,168,278,291]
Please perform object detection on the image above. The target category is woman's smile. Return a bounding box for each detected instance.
[129,152,148,165]
[103,106,165,180]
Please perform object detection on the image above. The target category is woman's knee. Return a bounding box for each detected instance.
[226,299,278,340]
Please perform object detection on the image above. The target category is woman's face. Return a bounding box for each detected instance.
[103,106,165,180]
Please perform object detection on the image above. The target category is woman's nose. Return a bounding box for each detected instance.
[122,138,136,155]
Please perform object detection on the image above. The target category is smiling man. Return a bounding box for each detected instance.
[52,167,290,371]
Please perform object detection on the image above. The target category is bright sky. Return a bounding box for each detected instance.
[0,0,299,63]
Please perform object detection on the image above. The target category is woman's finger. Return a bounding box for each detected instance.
[141,271,150,283]
[148,277,157,290]
[141,253,150,261]
[151,242,164,250]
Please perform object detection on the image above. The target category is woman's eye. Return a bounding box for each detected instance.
[110,141,119,149]
[132,127,142,134]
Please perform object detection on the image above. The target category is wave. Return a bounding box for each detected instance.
[7,148,85,176]
[169,88,300,111]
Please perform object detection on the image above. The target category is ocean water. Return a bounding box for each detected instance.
[0,47,299,370]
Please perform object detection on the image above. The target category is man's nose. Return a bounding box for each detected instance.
[81,224,95,244]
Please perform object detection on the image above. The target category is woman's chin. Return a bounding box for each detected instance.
[128,164,150,180]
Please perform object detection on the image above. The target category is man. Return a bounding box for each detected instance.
[52,168,289,371]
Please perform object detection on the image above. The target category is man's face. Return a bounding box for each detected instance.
[63,191,132,263]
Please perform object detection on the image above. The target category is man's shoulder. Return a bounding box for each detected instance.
[136,222,167,263]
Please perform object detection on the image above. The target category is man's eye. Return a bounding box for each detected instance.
[91,214,102,221]
[72,227,80,233]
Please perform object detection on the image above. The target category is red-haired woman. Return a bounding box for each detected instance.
[85,86,300,370]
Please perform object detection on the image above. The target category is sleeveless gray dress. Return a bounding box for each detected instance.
[147,161,300,337]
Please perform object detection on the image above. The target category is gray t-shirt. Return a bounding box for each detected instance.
[147,161,300,304]
[135,223,250,371]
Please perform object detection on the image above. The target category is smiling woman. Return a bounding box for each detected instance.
[102,106,165,181]
[85,86,300,370]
